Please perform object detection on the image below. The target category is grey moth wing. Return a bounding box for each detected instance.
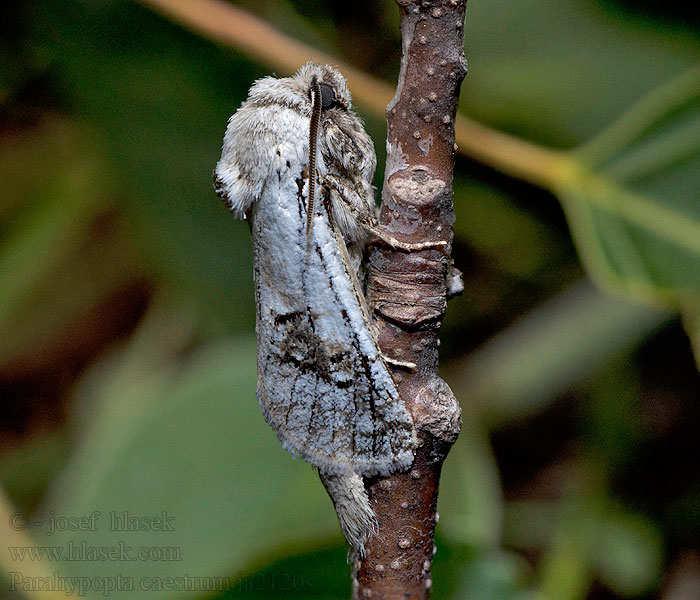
[250,148,416,477]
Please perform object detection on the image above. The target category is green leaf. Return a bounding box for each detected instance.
[536,479,662,600]
[455,551,531,600]
[36,336,339,600]
[538,496,598,600]
[559,66,700,307]
[591,511,662,596]
[439,403,504,550]
[462,0,700,147]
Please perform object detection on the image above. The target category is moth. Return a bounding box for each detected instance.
[213,62,430,555]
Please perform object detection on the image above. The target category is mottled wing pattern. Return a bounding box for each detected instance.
[250,138,415,477]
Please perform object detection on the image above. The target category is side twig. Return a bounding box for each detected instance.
[356,1,467,598]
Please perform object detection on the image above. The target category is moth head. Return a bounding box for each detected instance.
[246,62,353,117]
[296,62,352,113]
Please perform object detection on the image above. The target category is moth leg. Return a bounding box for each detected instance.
[322,174,447,252]
[382,354,417,371]
[321,178,421,372]
[321,192,364,276]
[321,174,374,247]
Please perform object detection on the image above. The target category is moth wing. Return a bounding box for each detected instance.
[251,142,416,477]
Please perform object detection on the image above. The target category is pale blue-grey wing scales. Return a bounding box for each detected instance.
[251,152,415,477]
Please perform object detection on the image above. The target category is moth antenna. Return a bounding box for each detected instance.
[307,76,323,237]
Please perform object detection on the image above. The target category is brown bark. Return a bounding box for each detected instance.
[356,1,468,598]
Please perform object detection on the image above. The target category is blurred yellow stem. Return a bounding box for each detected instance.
[136,0,574,191]
[0,489,68,600]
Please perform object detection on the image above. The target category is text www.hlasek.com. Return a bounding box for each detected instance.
[8,541,181,562]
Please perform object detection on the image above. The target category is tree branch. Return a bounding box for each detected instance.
[356,1,467,598]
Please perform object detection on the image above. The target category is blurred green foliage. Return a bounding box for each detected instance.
[1,1,698,599]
